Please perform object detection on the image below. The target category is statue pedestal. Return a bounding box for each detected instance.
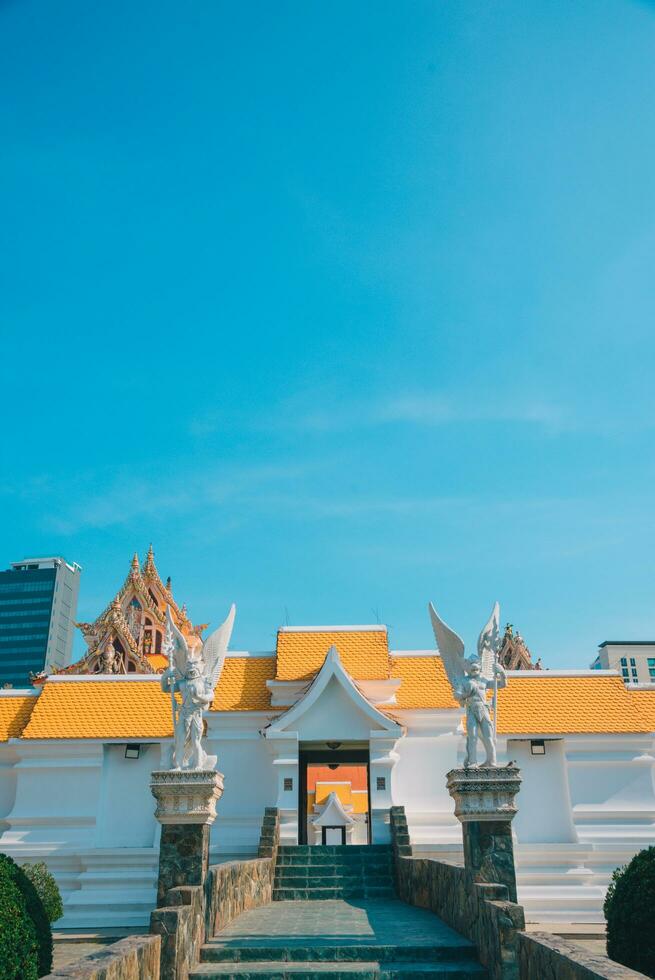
[150,769,224,906]
[446,765,521,903]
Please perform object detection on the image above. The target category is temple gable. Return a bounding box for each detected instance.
[59,546,206,675]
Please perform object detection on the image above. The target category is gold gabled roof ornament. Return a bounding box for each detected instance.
[61,547,205,675]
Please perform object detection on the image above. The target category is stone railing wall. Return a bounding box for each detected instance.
[257,805,280,858]
[204,855,276,936]
[42,935,161,980]
[395,854,525,980]
[150,807,280,980]
[518,932,649,980]
[151,884,204,980]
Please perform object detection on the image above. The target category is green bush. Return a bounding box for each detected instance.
[22,862,64,924]
[0,853,52,979]
[605,845,655,977]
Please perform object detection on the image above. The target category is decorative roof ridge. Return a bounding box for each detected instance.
[0,689,40,697]
[391,650,440,658]
[226,651,275,659]
[278,625,387,633]
[505,669,621,678]
[46,674,164,683]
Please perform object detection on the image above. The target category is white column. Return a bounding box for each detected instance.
[369,732,400,843]
[266,731,299,844]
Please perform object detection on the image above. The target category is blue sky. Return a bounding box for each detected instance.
[2,1,655,665]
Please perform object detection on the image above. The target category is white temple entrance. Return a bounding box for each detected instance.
[298,746,370,844]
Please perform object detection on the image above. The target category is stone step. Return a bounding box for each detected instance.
[274,875,393,888]
[190,961,487,978]
[276,856,393,867]
[272,886,396,901]
[276,847,391,852]
[276,866,391,876]
[201,943,480,964]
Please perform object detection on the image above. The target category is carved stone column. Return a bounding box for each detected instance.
[150,769,223,906]
[446,765,521,903]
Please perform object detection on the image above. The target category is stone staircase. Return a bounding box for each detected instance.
[273,845,395,901]
[190,895,488,979]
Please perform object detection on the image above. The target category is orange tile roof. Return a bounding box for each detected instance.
[276,630,389,681]
[390,656,459,709]
[20,657,276,739]
[628,689,655,732]
[211,658,274,711]
[146,654,169,672]
[0,696,38,741]
[22,681,174,740]
[496,675,647,734]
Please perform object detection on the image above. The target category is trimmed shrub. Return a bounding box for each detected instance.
[0,853,52,979]
[605,845,655,977]
[22,862,64,924]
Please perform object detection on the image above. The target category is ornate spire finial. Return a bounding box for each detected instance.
[166,576,172,592]
[112,596,121,610]
[144,544,157,575]
[131,553,140,572]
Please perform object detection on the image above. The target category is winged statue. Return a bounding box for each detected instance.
[161,603,236,770]
[428,601,505,767]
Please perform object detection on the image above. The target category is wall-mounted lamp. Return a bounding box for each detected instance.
[125,744,141,759]
[326,741,341,750]
[530,740,546,756]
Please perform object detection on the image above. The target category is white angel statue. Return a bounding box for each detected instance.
[429,601,506,768]
[161,603,236,771]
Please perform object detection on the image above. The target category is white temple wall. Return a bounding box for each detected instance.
[565,735,655,842]
[0,747,18,833]
[392,711,466,845]
[392,724,462,844]
[207,713,278,855]
[507,738,578,844]
[95,743,162,848]
[2,740,103,848]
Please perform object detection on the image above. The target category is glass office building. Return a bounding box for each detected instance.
[0,557,81,687]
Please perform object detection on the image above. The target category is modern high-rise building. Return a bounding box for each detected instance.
[591,640,655,686]
[0,556,81,686]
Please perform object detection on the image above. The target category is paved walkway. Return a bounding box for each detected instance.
[215,898,475,950]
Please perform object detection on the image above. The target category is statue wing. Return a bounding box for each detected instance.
[477,601,501,680]
[428,603,467,691]
[202,603,236,694]
[165,605,189,678]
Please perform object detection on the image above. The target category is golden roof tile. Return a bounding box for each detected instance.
[276,630,389,681]
[0,696,38,741]
[627,689,655,732]
[21,681,173,740]
[496,675,646,735]
[390,655,459,709]
[211,658,275,711]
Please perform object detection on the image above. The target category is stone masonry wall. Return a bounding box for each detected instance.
[42,935,161,980]
[518,932,649,980]
[151,884,204,980]
[150,807,280,980]
[204,857,276,936]
[395,853,525,980]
